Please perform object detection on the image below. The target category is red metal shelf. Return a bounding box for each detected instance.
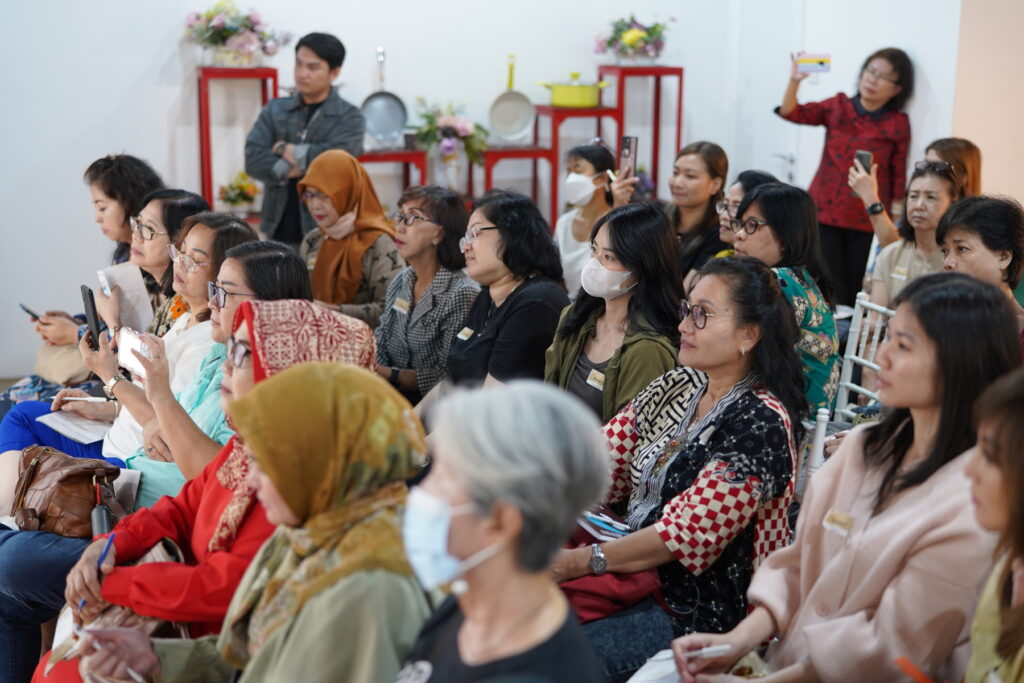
[358,149,428,188]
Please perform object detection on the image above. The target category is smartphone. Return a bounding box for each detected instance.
[619,136,639,179]
[117,328,150,379]
[81,285,101,351]
[854,149,874,172]
[19,303,42,321]
[796,52,831,73]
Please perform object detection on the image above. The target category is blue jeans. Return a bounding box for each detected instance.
[0,401,118,466]
[0,530,89,683]
[581,597,676,683]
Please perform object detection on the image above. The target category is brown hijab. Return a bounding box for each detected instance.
[299,150,395,304]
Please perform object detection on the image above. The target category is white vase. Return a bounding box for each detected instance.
[203,46,263,68]
[614,53,658,66]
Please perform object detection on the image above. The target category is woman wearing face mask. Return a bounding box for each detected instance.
[298,150,403,327]
[398,381,608,681]
[780,47,914,307]
[544,203,681,423]
[78,363,431,683]
[554,143,616,298]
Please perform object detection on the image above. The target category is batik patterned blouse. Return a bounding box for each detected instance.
[775,266,840,411]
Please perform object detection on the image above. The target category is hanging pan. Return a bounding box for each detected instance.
[361,47,408,141]
[488,55,535,142]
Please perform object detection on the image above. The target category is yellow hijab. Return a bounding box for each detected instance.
[219,362,425,667]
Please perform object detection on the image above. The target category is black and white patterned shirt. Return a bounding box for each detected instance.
[374,267,479,398]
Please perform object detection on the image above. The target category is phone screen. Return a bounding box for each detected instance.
[619,136,639,179]
[117,328,150,379]
[80,285,101,350]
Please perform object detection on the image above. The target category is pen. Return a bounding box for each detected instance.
[73,624,146,683]
[681,644,732,659]
[60,397,109,403]
[78,534,116,613]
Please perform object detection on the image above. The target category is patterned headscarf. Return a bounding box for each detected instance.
[207,299,377,553]
[218,363,425,667]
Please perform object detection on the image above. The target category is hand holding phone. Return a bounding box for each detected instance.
[80,285,102,351]
[854,149,874,173]
[117,328,151,380]
[618,136,639,179]
[19,303,42,321]
[795,52,831,74]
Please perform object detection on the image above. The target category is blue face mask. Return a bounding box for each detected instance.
[403,486,503,593]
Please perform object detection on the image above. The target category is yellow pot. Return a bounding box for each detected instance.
[539,72,610,108]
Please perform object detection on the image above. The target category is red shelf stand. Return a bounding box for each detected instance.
[198,66,279,207]
[357,149,429,189]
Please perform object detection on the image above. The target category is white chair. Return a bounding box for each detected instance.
[796,408,831,499]
[833,291,895,422]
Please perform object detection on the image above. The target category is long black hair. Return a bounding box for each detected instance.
[84,154,164,264]
[862,272,1020,510]
[936,196,1024,289]
[668,141,728,255]
[695,256,808,444]
[139,189,210,296]
[896,165,965,242]
[567,143,616,206]
[224,240,313,301]
[474,190,563,283]
[737,183,835,306]
[559,203,682,344]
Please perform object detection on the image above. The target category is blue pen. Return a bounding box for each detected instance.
[78,533,116,612]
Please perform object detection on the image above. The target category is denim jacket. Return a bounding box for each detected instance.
[244,88,365,239]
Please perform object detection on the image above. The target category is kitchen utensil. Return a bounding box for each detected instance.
[489,55,535,141]
[539,72,610,108]
[361,47,408,141]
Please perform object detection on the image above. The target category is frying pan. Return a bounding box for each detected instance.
[489,55,535,142]
[361,47,407,141]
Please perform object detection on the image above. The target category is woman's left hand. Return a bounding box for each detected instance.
[549,547,586,584]
[79,329,118,382]
[847,160,880,206]
[132,334,171,404]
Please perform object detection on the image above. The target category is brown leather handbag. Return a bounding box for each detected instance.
[11,445,126,538]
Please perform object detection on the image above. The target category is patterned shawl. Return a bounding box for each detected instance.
[207,299,377,553]
[219,363,425,667]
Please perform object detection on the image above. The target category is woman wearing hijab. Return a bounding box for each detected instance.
[78,363,432,683]
[298,150,404,327]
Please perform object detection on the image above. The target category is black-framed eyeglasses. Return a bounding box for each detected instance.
[914,159,959,178]
[129,216,168,241]
[680,300,718,330]
[863,65,899,84]
[459,226,499,252]
[227,338,253,368]
[728,217,770,235]
[715,200,741,218]
[390,212,441,227]
[207,281,257,309]
[167,243,210,273]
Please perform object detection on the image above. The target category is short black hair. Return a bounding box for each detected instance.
[296,32,345,70]
[474,190,563,283]
[859,47,915,111]
[84,154,165,264]
[179,213,259,321]
[139,189,210,296]
[936,196,1024,288]
[567,143,616,206]
[224,240,314,301]
[398,185,469,271]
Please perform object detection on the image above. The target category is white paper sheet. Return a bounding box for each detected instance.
[97,262,154,332]
[627,650,681,682]
[36,411,111,444]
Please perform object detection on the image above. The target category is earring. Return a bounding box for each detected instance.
[740,347,747,357]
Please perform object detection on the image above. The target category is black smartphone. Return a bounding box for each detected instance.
[81,285,101,350]
[19,303,42,321]
[854,149,874,172]
[619,136,639,179]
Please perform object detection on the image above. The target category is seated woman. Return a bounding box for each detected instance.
[550,257,806,682]
[374,186,479,404]
[444,190,568,387]
[713,170,779,260]
[730,182,840,410]
[78,363,432,683]
[554,143,616,297]
[5,155,165,409]
[964,369,1024,682]
[674,272,1020,683]
[298,149,403,327]
[544,203,681,423]
[0,212,254,466]
[398,381,608,681]
[9,299,378,683]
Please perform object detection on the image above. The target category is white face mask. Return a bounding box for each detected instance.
[402,486,504,594]
[564,172,599,206]
[580,257,635,300]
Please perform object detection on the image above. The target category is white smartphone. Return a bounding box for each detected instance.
[117,328,150,379]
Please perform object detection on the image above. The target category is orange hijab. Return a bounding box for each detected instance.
[299,150,395,304]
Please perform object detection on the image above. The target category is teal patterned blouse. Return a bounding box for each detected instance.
[774,267,840,412]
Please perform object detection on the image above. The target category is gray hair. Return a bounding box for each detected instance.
[433,381,610,572]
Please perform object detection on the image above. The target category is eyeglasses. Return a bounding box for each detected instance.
[390,212,441,227]
[715,200,741,218]
[680,300,719,330]
[167,243,210,273]
[863,66,899,84]
[226,338,252,368]
[207,281,257,309]
[914,159,959,178]
[728,217,770,235]
[459,226,498,252]
[300,189,330,203]
[129,216,168,241]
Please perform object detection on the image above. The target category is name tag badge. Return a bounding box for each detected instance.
[585,369,605,391]
[392,297,410,314]
[823,508,854,538]
[457,327,474,341]
[892,266,909,281]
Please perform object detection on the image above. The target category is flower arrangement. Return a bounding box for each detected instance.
[414,99,488,165]
[595,15,672,59]
[184,1,291,57]
[218,172,259,206]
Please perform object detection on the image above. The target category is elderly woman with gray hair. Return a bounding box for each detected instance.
[396,381,609,682]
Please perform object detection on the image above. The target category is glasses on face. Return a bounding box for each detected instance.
[863,66,899,84]
[300,189,330,203]
[129,216,168,241]
[715,200,741,218]
[680,300,718,330]
[167,243,210,273]
[227,338,253,368]
[728,217,770,235]
[390,212,441,227]
[458,226,498,252]
[207,281,257,309]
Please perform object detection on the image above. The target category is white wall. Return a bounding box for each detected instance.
[0,0,968,375]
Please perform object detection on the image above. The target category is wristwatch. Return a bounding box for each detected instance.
[389,367,401,387]
[588,543,607,576]
[867,202,885,216]
[103,373,128,399]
